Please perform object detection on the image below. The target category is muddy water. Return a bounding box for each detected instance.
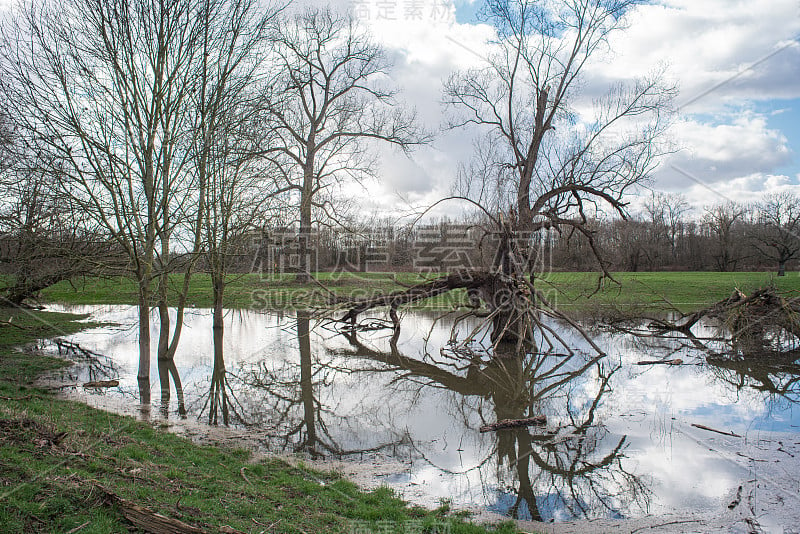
[41,305,800,528]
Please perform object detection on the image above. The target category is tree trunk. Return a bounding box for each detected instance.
[209,324,228,425]
[136,284,151,404]
[487,228,528,345]
[1,273,71,307]
[209,274,227,424]
[296,164,313,283]
[156,274,172,404]
[212,275,225,329]
[778,260,786,276]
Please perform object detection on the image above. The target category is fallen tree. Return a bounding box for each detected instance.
[331,267,607,357]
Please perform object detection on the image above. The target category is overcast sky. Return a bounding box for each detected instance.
[341,0,800,218]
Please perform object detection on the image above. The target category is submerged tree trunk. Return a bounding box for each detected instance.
[136,281,151,403]
[208,274,228,424]
[156,271,173,404]
[208,323,228,425]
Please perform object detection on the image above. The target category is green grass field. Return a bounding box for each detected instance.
[538,271,800,312]
[40,271,800,313]
[0,309,518,533]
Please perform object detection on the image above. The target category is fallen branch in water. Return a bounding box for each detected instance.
[333,270,495,327]
[55,338,108,360]
[648,287,800,338]
[82,380,119,389]
[691,423,741,438]
[637,358,683,366]
[479,415,547,433]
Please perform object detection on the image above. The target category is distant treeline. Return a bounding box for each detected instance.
[240,193,800,275]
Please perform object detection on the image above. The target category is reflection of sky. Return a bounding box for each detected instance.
[45,304,800,522]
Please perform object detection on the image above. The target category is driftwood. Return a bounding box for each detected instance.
[479,415,547,433]
[82,380,119,388]
[96,485,206,534]
[691,423,741,438]
[65,521,90,534]
[0,394,33,401]
[637,359,683,366]
[649,288,800,337]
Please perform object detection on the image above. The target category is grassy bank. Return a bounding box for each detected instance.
[0,309,518,533]
[41,271,800,313]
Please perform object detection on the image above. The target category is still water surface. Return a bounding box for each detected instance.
[42,304,800,524]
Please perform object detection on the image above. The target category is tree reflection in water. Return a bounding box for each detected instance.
[337,323,649,522]
[157,358,186,418]
[191,309,649,520]
[199,323,246,426]
[233,311,411,458]
[612,317,800,428]
[687,326,800,413]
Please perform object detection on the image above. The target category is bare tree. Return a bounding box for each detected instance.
[0,108,11,172]
[608,217,649,272]
[191,0,284,383]
[337,0,674,354]
[445,0,674,276]
[1,0,226,400]
[261,7,428,283]
[751,193,800,276]
[703,201,747,272]
[643,192,689,264]
[0,155,121,306]
[351,0,673,347]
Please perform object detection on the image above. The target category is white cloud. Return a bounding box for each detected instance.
[338,1,497,218]
[8,0,799,214]
[597,0,800,112]
[679,173,800,208]
[655,115,793,188]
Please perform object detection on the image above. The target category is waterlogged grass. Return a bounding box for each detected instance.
[0,309,520,533]
[41,271,800,313]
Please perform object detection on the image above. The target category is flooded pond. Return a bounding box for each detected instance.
[40,304,800,530]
